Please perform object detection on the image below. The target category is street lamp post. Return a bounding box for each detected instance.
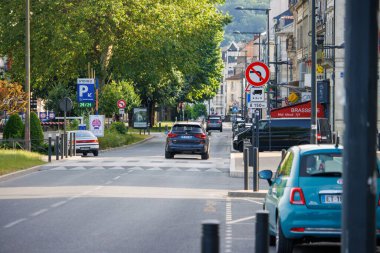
[24,0,31,151]
[236,6,271,118]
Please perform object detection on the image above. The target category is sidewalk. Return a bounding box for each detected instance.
[228,149,282,198]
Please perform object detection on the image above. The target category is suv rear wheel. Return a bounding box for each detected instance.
[201,152,209,160]
[165,151,174,159]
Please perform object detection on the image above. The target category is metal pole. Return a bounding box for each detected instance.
[69,132,72,157]
[266,10,270,118]
[255,210,269,253]
[243,148,249,190]
[24,0,31,151]
[252,147,259,192]
[342,0,378,252]
[55,135,59,160]
[258,34,261,61]
[201,220,219,253]
[64,133,68,158]
[48,136,52,162]
[255,110,259,148]
[73,132,76,156]
[310,0,317,144]
[60,134,64,159]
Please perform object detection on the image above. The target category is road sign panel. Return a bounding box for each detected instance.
[250,87,265,102]
[248,101,267,109]
[119,108,125,115]
[77,78,95,103]
[117,99,127,109]
[245,62,270,87]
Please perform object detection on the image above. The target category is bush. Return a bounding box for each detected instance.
[30,112,44,148]
[110,122,128,134]
[98,129,146,149]
[3,114,24,139]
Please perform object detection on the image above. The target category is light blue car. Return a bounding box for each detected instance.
[259,144,379,253]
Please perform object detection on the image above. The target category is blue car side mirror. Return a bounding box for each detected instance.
[259,170,273,186]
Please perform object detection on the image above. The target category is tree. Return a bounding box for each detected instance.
[0,80,27,114]
[3,114,24,139]
[44,83,75,116]
[30,112,44,148]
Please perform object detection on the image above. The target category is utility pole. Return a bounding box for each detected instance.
[342,0,378,252]
[24,0,31,151]
[310,0,317,144]
[265,9,270,118]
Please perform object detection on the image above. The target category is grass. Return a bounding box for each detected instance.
[0,149,46,176]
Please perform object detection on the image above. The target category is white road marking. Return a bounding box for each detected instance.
[51,201,67,208]
[113,176,121,180]
[228,215,256,225]
[4,218,27,228]
[31,209,48,217]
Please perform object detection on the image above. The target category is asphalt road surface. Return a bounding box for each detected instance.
[0,124,361,253]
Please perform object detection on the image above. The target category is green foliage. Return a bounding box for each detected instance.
[98,129,147,149]
[99,80,140,117]
[192,103,208,119]
[110,122,128,134]
[45,83,75,116]
[67,119,80,131]
[219,0,270,46]
[3,114,24,139]
[30,112,44,148]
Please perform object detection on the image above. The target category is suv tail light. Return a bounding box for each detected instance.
[167,132,178,138]
[195,133,207,139]
[207,120,210,124]
[317,133,322,141]
[290,187,306,205]
[218,120,222,123]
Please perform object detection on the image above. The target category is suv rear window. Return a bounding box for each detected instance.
[172,125,203,134]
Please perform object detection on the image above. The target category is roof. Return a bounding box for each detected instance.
[173,121,202,126]
[291,144,343,154]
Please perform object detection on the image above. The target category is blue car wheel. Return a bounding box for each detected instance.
[276,219,294,253]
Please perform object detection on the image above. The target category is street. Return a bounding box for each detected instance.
[0,124,366,253]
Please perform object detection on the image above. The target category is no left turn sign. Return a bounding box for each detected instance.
[117,99,127,109]
[245,62,270,87]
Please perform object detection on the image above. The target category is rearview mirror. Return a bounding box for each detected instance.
[258,170,273,186]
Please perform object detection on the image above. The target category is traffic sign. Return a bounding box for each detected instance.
[119,108,125,115]
[117,99,126,109]
[77,78,95,103]
[248,101,267,109]
[59,97,73,112]
[245,62,270,87]
[250,87,265,102]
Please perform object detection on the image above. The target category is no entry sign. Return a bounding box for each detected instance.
[245,62,270,87]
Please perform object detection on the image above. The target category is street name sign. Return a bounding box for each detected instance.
[245,62,270,87]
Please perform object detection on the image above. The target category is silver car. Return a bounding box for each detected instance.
[206,116,222,132]
[69,130,99,156]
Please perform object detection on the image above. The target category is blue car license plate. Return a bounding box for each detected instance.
[321,195,342,204]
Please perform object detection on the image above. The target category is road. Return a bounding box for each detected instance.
[0,125,348,253]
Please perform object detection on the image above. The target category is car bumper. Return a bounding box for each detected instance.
[167,144,208,154]
[75,144,99,153]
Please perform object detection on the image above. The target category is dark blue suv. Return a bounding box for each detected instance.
[165,122,210,159]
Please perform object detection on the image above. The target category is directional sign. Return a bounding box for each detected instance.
[77,78,95,103]
[245,62,270,87]
[117,99,126,109]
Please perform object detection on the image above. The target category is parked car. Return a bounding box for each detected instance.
[165,122,210,159]
[232,122,252,138]
[259,144,380,253]
[69,130,99,156]
[232,118,332,152]
[206,115,223,132]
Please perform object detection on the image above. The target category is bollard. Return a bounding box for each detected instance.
[55,135,59,160]
[243,147,249,190]
[281,149,286,160]
[64,133,68,158]
[73,133,76,156]
[252,147,259,192]
[255,210,269,253]
[201,220,219,253]
[69,132,72,157]
[159,122,161,132]
[378,132,380,151]
[48,135,52,162]
[60,134,64,159]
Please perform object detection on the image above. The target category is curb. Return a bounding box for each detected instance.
[228,190,267,198]
[0,164,44,182]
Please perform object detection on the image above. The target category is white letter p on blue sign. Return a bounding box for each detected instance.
[79,85,89,97]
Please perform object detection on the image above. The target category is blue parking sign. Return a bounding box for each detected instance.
[77,78,95,103]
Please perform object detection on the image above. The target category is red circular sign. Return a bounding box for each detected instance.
[117,99,126,109]
[245,62,270,87]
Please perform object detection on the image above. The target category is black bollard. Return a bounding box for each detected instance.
[255,210,269,253]
[48,136,52,162]
[73,133,76,156]
[64,133,68,158]
[60,134,64,159]
[252,147,259,192]
[69,132,72,157]
[243,147,249,190]
[55,135,59,160]
[201,220,219,253]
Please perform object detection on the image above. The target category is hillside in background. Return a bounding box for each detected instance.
[219,0,270,47]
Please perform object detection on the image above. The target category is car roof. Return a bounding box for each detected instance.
[291,144,343,154]
[173,121,202,126]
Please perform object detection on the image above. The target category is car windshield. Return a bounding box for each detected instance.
[171,125,203,134]
[300,152,380,177]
